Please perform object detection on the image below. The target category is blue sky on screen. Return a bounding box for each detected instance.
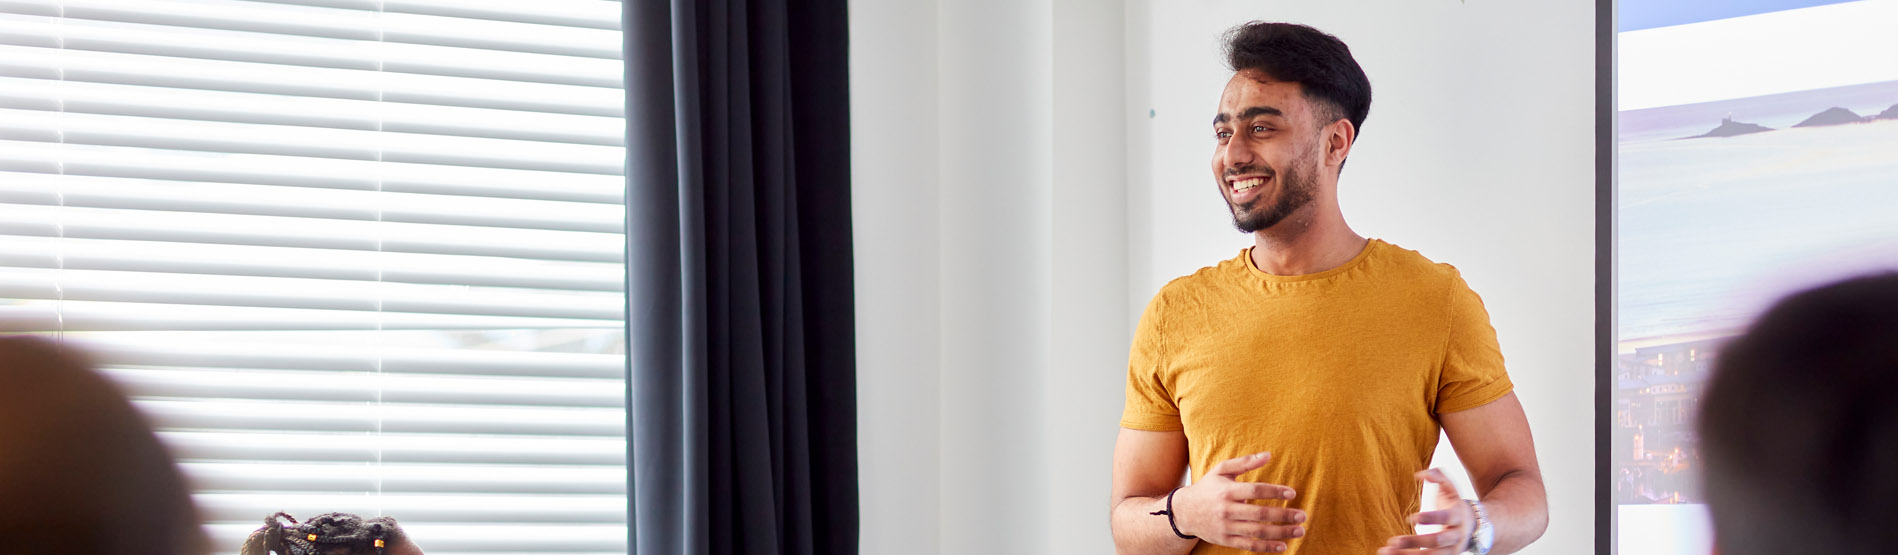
[1618,0,1859,31]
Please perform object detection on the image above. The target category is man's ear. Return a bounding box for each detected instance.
[1326,118,1356,168]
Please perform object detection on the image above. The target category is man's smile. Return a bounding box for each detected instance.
[1227,174,1272,204]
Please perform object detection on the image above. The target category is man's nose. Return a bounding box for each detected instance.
[1220,134,1255,169]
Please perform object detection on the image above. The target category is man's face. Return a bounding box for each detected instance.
[1211,71,1331,233]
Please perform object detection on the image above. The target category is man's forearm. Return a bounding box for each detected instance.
[1111,494,1199,555]
[1475,470,1549,554]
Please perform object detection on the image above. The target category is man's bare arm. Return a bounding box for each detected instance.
[1110,428,1306,554]
[1110,428,1197,555]
[1442,392,1548,554]
[1382,392,1548,554]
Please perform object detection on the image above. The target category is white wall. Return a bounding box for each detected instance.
[855,1,1594,554]
[1127,2,1596,555]
[849,1,943,552]
[852,1,1129,553]
[1047,0,1133,550]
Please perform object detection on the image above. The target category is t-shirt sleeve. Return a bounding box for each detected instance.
[1435,270,1514,415]
[1120,291,1182,431]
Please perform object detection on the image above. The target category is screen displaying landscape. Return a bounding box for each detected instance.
[1614,1,1898,552]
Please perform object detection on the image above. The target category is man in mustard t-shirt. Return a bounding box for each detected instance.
[1108,22,1549,555]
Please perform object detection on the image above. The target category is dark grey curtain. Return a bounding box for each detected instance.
[626,0,856,554]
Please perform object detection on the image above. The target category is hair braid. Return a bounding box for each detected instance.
[368,521,389,549]
[240,512,299,555]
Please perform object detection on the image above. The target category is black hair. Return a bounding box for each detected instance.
[1698,273,1898,555]
[241,512,408,555]
[1222,21,1372,140]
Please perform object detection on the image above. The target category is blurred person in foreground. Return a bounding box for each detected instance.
[1699,273,1898,555]
[0,336,205,555]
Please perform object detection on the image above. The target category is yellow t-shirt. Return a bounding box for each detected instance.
[1121,239,1512,555]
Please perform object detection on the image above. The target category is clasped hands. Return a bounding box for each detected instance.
[1172,452,1475,554]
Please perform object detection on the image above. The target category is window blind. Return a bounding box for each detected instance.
[0,1,627,554]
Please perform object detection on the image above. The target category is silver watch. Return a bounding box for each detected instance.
[1464,499,1494,555]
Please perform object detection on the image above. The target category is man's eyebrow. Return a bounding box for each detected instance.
[1212,105,1283,126]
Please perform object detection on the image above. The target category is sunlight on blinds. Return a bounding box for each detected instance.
[0,1,628,553]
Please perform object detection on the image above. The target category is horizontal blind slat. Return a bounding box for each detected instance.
[381,0,622,31]
[0,45,624,116]
[157,430,627,465]
[0,235,625,291]
[2,108,626,175]
[6,0,625,32]
[0,176,624,233]
[0,141,625,203]
[0,268,625,320]
[0,204,626,262]
[0,13,623,87]
[180,461,627,494]
[34,0,622,58]
[136,399,625,436]
[110,367,624,408]
[0,302,619,332]
[85,337,624,378]
[194,492,628,523]
[0,77,625,145]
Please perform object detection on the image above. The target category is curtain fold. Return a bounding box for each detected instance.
[627,0,856,553]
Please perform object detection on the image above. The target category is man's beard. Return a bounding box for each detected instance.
[1224,159,1317,233]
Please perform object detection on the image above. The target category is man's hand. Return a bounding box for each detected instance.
[1173,452,1307,553]
[1380,469,1475,555]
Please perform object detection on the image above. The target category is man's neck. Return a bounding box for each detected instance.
[1248,209,1367,276]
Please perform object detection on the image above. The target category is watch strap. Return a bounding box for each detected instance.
[1464,499,1494,555]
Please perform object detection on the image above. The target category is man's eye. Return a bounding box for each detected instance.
[1216,131,1232,139]
[1253,125,1268,133]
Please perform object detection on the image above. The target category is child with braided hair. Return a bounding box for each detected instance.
[240,512,424,555]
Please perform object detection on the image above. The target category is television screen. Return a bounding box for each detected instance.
[1613,1,1898,552]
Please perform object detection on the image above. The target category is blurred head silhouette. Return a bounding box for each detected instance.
[1699,273,1898,555]
[0,336,205,555]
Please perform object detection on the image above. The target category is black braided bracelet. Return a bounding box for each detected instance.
[1148,486,1197,540]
